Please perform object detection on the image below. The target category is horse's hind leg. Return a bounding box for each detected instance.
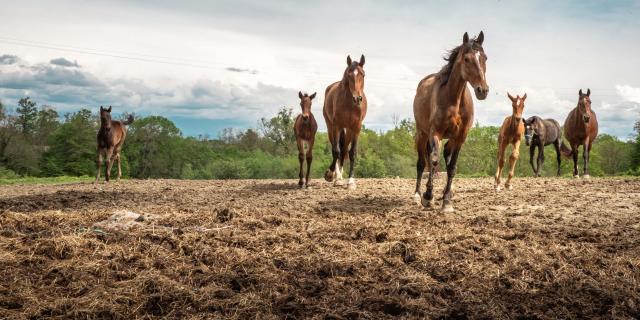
[494,141,506,191]
[94,149,103,183]
[554,141,561,176]
[414,131,427,203]
[505,140,521,190]
[529,144,537,177]
[537,143,545,177]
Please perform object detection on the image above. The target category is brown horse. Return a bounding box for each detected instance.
[561,89,598,178]
[95,106,134,183]
[413,31,489,212]
[494,93,526,191]
[323,54,367,190]
[294,91,318,188]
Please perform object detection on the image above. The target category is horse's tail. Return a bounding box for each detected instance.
[122,115,134,125]
[559,141,572,159]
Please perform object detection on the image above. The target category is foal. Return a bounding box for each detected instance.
[294,92,318,188]
[494,93,525,191]
[95,106,134,183]
[523,116,563,176]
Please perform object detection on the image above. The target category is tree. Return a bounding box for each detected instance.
[34,106,60,146]
[41,109,97,176]
[632,120,640,172]
[15,97,38,137]
[259,107,296,156]
[124,116,183,178]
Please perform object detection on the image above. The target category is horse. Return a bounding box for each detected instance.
[294,91,318,188]
[323,54,367,190]
[95,106,134,183]
[561,89,598,178]
[494,93,525,191]
[523,116,563,177]
[413,31,489,212]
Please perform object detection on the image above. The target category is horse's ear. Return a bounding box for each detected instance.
[477,31,484,45]
[298,91,303,99]
[522,93,527,101]
[100,106,103,112]
[107,106,112,112]
[347,55,352,66]
[579,89,583,96]
[359,54,365,67]
[507,92,515,101]
[310,92,317,100]
[463,32,469,44]
[586,88,591,96]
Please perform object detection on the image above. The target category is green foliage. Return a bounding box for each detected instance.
[41,109,96,176]
[15,97,38,136]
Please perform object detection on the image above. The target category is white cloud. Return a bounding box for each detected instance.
[616,85,640,104]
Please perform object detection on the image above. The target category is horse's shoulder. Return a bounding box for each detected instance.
[417,74,437,88]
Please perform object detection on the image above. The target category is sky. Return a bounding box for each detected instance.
[0,0,639,139]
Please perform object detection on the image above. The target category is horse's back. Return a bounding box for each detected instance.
[413,74,438,132]
[544,118,561,143]
[323,81,341,122]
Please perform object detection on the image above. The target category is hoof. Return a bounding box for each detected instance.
[413,192,421,204]
[441,203,455,213]
[305,185,312,190]
[324,170,333,182]
[583,174,591,179]
[495,185,502,192]
[334,179,345,187]
[348,183,357,190]
[573,175,580,179]
[506,184,513,191]
[420,196,434,208]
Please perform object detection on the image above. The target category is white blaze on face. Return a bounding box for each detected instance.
[353,69,358,77]
[516,98,520,106]
[474,51,484,80]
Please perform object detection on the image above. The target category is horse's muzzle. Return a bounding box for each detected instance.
[352,96,363,104]
[302,114,310,122]
[583,115,590,123]
[474,86,489,100]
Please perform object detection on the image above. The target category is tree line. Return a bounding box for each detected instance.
[1,97,639,180]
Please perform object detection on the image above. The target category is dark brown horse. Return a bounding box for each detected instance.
[494,93,525,191]
[523,116,563,177]
[323,55,367,190]
[414,31,489,212]
[294,91,318,188]
[561,89,598,178]
[95,106,134,183]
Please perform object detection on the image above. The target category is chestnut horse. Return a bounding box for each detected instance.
[561,89,598,178]
[294,91,318,188]
[414,31,489,212]
[494,93,525,191]
[323,55,367,190]
[95,106,134,183]
[523,116,563,177]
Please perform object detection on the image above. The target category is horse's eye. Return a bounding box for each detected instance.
[464,57,470,63]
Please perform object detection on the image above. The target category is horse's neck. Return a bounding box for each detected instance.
[443,62,467,103]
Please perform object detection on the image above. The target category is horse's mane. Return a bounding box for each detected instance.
[438,38,483,86]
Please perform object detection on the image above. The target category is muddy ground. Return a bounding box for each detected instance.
[0,177,639,319]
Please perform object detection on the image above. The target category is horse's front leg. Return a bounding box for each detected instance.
[347,133,359,190]
[572,144,579,178]
[421,135,439,208]
[305,138,314,188]
[554,141,562,176]
[494,140,506,191]
[529,144,537,177]
[94,149,103,184]
[537,142,545,177]
[414,132,427,203]
[505,140,521,190]
[324,127,341,182]
[105,147,114,183]
[297,139,305,188]
[442,142,461,213]
[583,140,591,178]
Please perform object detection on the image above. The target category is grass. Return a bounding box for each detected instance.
[0,175,95,185]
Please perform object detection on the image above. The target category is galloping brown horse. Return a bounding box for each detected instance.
[95,106,134,183]
[494,93,525,191]
[414,31,489,212]
[294,91,318,188]
[561,89,598,178]
[323,55,367,190]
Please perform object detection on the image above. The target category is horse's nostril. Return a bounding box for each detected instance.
[358,96,363,102]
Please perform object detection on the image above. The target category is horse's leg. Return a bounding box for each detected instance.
[442,141,461,213]
[335,129,349,186]
[538,143,545,177]
[94,149,103,183]
[305,138,314,188]
[324,125,336,182]
[115,153,122,181]
[414,131,427,203]
[421,135,440,208]
[554,140,562,176]
[297,138,305,187]
[529,144,537,177]
[347,129,360,190]
[494,140,506,191]
[572,144,579,178]
[325,127,341,182]
[105,147,114,183]
[583,140,590,178]
[505,140,521,190]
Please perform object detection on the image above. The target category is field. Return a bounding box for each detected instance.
[1,177,639,319]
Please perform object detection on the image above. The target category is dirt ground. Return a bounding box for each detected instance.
[0,177,639,319]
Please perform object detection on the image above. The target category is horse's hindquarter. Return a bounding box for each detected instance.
[322,82,340,128]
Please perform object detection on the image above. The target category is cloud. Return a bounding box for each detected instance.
[226,67,258,74]
[616,85,640,103]
[50,57,80,68]
[0,54,19,65]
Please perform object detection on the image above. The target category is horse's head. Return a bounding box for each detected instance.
[298,91,316,122]
[99,106,112,129]
[507,92,526,122]
[344,54,365,106]
[578,89,592,123]
[459,31,489,100]
[523,116,540,146]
